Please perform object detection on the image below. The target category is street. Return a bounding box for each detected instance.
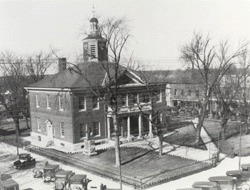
[0,143,134,190]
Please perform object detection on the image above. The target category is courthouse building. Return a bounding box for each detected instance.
[25,16,168,151]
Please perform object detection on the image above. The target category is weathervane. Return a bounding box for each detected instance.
[92,4,95,17]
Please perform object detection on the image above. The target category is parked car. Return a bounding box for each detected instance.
[226,170,250,189]
[208,176,234,190]
[192,181,218,190]
[13,153,36,169]
[241,163,250,171]
[68,174,91,190]
[43,164,60,182]
[33,160,48,178]
[0,179,19,190]
[0,174,12,181]
[55,170,75,190]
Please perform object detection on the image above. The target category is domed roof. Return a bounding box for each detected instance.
[90,17,98,23]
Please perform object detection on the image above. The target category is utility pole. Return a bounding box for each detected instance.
[15,116,20,156]
[239,121,242,170]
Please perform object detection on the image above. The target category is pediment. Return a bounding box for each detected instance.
[109,70,145,87]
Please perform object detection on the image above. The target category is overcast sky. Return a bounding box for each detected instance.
[1,0,250,71]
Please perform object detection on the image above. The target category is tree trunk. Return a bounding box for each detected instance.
[24,115,30,129]
[159,135,163,156]
[195,100,208,144]
[14,118,21,136]
[113,114,121,167]
[220,118,228,141]
[14,118,20,155]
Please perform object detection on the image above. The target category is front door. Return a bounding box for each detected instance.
[130,116,139,135]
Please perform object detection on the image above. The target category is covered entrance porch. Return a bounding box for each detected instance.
[107,113,154,142]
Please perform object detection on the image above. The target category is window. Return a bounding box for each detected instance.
[80,124,86,138]
[196,89,199,97]
[129,92,138,104]
[93,122,100,136]
[59,95,63,111]
[142,93,150,103]
[92,96,99,109]
[37,118,41,131]
[53,127,55,137]
[174,89,177,95]
[60,122,65,137]
[79,97,86,110]
[188,89,192,96]
[36,94,40,107]
[153,90,161,102]
[91,45,96,58]
[46,94,51,109]
[121,93,127,106]
[181,89,184,95]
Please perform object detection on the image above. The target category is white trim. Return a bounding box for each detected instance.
[24,87,72,92]
[37,117,41,131]
[46,94,51,109]
[36,94,40,108]
[59,95,64,111]
[128,70,145,84]
[78,96,86,112]
[102,72,108,87]
[92,96,99,110]
[93,122,101,137]
[155,90,162,103]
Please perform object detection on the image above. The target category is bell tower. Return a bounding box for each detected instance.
[83,7,108,62]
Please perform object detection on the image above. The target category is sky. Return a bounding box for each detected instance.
[1,0,250,72]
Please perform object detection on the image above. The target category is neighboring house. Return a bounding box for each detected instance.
[166,83,204,109]
[25,16,168,151]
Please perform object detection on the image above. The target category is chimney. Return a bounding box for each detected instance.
[58,58,67,73]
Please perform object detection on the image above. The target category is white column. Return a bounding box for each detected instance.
[138,114,142,139]
[107,117,111,140]
[149,114,153,138]
[127,116,131,142]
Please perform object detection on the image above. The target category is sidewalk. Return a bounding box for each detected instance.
[23,125,223,164]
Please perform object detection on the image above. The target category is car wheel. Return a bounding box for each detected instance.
[242,183,250,190]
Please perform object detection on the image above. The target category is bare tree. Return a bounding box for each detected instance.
[26,51,56,82]
[213,74,239,141]
[137,70,169,156]
[68,16,131,190]
[0,51,56,129]
[180,32,247,144]
[235,51,250,134]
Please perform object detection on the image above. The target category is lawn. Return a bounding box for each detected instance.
[2,118,250,187]
[164,123,207,150]
[32,146,211,188]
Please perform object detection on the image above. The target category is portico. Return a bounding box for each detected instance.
[107,113,154,142]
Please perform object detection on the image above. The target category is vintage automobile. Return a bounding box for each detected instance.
[0,179,19,190]
[13,153,36,169]
[241,164,250,172]
[208,176,234,190]
[226,170,250,190]
[33,160,49,178]
[0,174,12,181]
[192,181,218,190]
[68,174,91,190]
[54,170,75,190]
[43,164,60,182]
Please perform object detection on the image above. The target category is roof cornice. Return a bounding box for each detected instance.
[24,87,72,92]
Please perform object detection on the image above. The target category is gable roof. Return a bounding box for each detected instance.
[27,61,145,90]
